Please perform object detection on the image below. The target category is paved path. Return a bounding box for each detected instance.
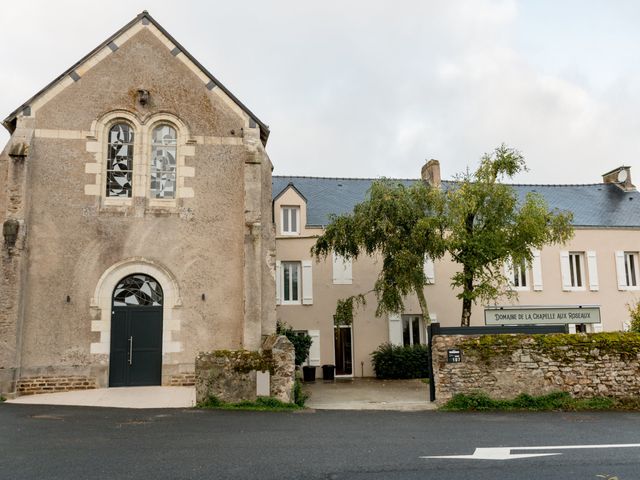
[6,386,195,409]
[303,378,435,410]
[6,378,431,411]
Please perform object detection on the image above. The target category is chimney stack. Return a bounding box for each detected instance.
[602,166,635,192]
[421,159,441,188]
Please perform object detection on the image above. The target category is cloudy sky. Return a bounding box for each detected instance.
[2,0,640,183]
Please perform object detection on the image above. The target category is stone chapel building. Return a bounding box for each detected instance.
[0,11,275,395]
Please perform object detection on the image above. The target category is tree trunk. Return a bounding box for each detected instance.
[461,298,472,327]
[460,266,474,327]
[415,284,431,325]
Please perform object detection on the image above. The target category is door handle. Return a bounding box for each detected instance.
[128,336,133,365]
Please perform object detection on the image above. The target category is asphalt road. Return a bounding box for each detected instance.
[2,404,640,479]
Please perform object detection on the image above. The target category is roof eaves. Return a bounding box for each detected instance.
[141,12,270,145]
[2,11,270,145]
[2,12,144,133]
[273,182,308,203]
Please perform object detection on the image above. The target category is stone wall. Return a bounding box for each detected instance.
[16,375,97,395]
[432,333,640,402]
[195,334,294,404]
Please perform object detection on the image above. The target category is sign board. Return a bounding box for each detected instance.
[485,305,601,326]
[447,349,462,363]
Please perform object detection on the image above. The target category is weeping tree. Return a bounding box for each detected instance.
[311,179,447,325]
[446,145,574,326]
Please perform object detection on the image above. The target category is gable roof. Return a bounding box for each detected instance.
[2,10,270,145]
[272,176,640,228]
[272,182,307,203]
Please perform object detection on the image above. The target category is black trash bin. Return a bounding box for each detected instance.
[302,365,316,382]
[322,364,336,381]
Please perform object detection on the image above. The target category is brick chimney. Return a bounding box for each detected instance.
[602,166,635,192]
[421,159,441,188]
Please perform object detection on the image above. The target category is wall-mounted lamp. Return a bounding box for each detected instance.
[201,293,206,301]
[66,295,71,303]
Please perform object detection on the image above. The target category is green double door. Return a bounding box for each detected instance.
[109,307,163,387]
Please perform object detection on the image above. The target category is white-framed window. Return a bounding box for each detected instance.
[505,258,529,290]
[281,261,301,304]
[625,252,639,287]
[616,251,640,290]
[568,252,585,288]
[276,260,313,305]
[561,250,598,291]
[281,206,300,235]
[402,315,424,346]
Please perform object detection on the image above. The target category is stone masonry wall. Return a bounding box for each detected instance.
[195,335,294,404]
[433,333,640,403]
[16,376,97,395]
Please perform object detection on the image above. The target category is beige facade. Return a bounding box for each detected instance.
[273,171,640,378]
[0,12,275,395]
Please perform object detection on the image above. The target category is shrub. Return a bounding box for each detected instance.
[293,379,308,407]
[277,321,312,366]
[628,300,640,333]
[198,395,302,411]
[440,391,617,411]
[371,343,429,379]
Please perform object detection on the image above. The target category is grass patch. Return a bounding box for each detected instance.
[0,396,5,402]
[420,378,430,385]
[439,391,640,412]
[198,395,302,412]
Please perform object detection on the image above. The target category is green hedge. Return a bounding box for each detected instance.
[371,343,429,379]
[439,391,639,412]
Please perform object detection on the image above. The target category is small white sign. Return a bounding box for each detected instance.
[485,305,601,326]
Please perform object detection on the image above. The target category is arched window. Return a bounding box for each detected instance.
[106,123,134,197]
[113,274,163,307]
[150,125,177,199]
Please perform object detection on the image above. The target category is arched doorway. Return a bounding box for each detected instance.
[108,274,164,387]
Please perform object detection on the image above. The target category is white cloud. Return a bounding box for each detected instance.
[1,0,639,185]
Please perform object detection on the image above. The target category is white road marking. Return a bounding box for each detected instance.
[421,443,640,461]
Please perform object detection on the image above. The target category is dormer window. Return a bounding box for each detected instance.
[281,206,300,235]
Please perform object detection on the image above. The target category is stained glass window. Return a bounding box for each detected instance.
[106,123,134,197]
[150,125,177,199]
[113,274,163,307]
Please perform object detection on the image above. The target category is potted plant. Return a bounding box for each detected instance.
[277,321,315,381]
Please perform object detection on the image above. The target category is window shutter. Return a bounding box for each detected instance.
[388,313,403,346]
[560,251,571,291]
[307,329,320,366]
[424,256,435,284]
[275,260,282,305]
[532,249,543,291]
[587,251,599,291]
[332,253,352,285]
[615,251,627,290]
[302,260,313,305]
[568,324,576,334]
[593,323,604,333]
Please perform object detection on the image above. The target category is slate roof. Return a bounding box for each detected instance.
[272,176,640,228]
